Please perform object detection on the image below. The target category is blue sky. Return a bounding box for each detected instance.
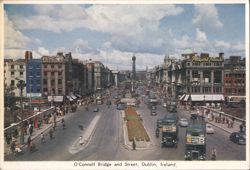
[4,4,246,70]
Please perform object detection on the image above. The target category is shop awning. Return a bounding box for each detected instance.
[183,95,189,101]
[66,96,73,101]
[70,94,77,100]
[191,94,224,101]
[179,94,186,100]
[48,96,64,102]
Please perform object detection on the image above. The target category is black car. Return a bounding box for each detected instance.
[190,113,198,120]
[229,132,246,145]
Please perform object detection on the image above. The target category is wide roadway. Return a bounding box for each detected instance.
[6,94,245,161]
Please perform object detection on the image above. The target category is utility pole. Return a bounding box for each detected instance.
[16,80,26,144]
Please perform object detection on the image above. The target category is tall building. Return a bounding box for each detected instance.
[26,58,42,97]
[132,55,136,80]
[224,56,245,96]
[4,58,27,97]
[42,53,66,96]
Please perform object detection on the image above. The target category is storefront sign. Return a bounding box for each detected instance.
[191,56,223,62]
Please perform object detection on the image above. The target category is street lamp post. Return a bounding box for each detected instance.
[16,80,26,144]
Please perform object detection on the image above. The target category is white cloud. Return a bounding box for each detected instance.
[196,28,208,42]
[4,10,31,49]
[193,5,223,31]
[73,39,92,53]
[37,47,50,56]
[215,40,231,49]
[13,4,183,36]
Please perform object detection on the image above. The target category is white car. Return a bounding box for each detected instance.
[206,124,215,134]
[179,118,189,127]
[162,103,167,108]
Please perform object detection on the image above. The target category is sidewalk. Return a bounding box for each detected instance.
[181,106,242,134]
[4,113,66,156]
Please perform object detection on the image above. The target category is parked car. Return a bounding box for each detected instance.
[190,113,198,120]
[229,132,246,145]
[206,124,215,134]
[93,107,99,112]
[179,118,189,127]
[156,119,162,128]
[162,102,167,108]
[151,109,157,116]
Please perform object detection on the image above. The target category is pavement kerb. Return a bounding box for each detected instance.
[181,107,238,134]
[207,121,234,134]
[68,114,101,154]
[121,109,152,151]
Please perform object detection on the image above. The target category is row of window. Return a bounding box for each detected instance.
[43,88,63,95]
[186,62,222,66]
[225,73,245,78]
[224,88,245,94]
[187,86,222,93]
[8,65,24,69]
[43,79,63,85]
[44,64,62,69]
[225,80,245,84]
[44,71,63,76]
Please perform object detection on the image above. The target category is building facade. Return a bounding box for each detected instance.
[42,54,66,96]
[224,56,245,96]
[26,58,42,97]
[4,59,27,97]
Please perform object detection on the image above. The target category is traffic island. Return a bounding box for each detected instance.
[122,107,151,150]
[68,114,101,154]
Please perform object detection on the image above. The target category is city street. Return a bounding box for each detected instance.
[5,89,245,161]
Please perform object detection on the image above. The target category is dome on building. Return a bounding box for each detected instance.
[183,48,194,54]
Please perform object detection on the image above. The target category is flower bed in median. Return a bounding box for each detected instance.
[125,107,150,142]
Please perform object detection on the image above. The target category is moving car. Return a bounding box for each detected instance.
[162,102,167,108]
[93,107,99,112]
[206,124,215,134]
[157,119,162,128]
[151,108,157,116]
[179,118,189,127]
[229,132,246,145]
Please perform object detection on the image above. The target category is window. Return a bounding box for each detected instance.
[11,80,15,86]
[58,65,62,69]
[43,88,47,93]
[58,79,62,84]
[43,79,47,84]
[30,72,33,76]
[51,65,54,68]
[11,72,14,75]
[36,80,40,84]
[44,71,47,76]
[44,65,47,68]
[51,72,55,76]
[20,72,23,76]
[37,88,40,92]
[20,65,23,69]
[11,65,14,69]
[58,89,62,94]
[58,72,62,76]
[37,72,40,75]
[51,79,55,85]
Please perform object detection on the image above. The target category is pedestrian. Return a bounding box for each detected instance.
[211,148,217,160]
[27,136,31,149]
[49,129,53,140]
[222,117,225,124]
[132,138,136,150]
[53,122,56,131]
[41,132,45,144]
[61,118,66,129]
[10,141,16,154]
[29,124,33,136]
[79,136,83,145]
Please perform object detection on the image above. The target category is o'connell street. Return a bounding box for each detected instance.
[2,2,248,167]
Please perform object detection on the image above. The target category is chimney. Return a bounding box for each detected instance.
[219,52,224,58]
[25,51,33,62]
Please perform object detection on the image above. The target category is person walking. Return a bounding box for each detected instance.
[41,132,45,144]
[79,136,83,145]
[239,124,243,133]
[27,135,31,151]
[211,148,217,160]
[49,129,53,140]
[61,118,66,129]
[132,138,136,150]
